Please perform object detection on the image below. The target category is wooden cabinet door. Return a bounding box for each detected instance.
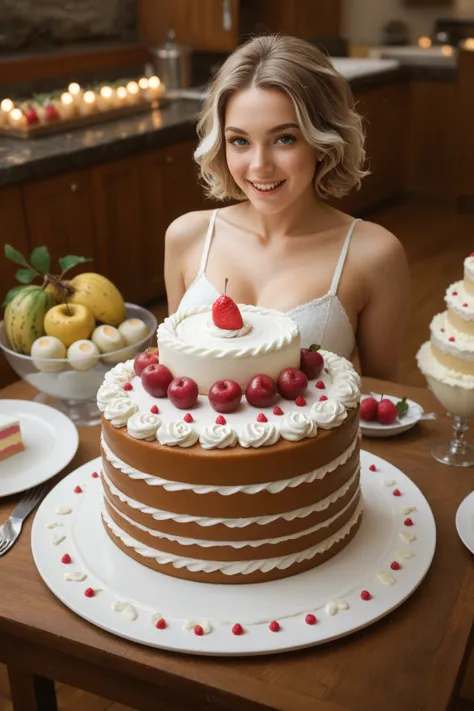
[138,0,239,51]
[251,0,341,37]
[0,186,30,387]
[22,170,98,275]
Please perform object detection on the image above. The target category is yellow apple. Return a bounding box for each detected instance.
[44,303,95,347]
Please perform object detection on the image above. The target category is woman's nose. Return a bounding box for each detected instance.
[250,145,272,172]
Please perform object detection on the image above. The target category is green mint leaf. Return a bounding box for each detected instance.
[15,268,36,284]
[58,255,93,274]
[30,246,51,274]
[2,285,25,307]
[396,397,409,418]
[309,344,321,352]
[4,244,29,268]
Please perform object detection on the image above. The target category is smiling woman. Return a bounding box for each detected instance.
[164,35,411,380]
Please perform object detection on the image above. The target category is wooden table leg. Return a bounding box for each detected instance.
[7,667,58,711]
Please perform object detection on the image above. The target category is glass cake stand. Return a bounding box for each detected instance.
[431,415,474,467]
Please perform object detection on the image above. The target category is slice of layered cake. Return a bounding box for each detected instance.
[0,415,24,461]
[417,254,474,416]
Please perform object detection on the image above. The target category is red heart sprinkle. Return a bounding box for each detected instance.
[273,406,284,416]
[232,623,244,635]
[91,471,99,479]
[84,587,95,598]
[123,381,133,391]
[269,620,280,632]
[156,618,167,629]
[315,381,326,389]
[440,328,445,332]
[305,613,317,625]
[194,624,204,636]
[449,336,455,342]
[319,395,328,401]
[216,415,226,425]
[150,405,159,414]
[393,489,401,496]
[390,561,401,570]
[360,590,372,601]
[369,464,376,472]
[61,553,72,564]
[74,485,82,493]
[184,413,194,423]
[463,303,469,307]
[257,413,268,423]
[404,517,414,526]
[452,291,458,296]
[295,396,307,406]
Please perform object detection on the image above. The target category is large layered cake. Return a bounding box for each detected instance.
[417,254,474,417]
[97,294,362,584]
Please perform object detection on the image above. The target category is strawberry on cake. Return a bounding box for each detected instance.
[97,287,362,584]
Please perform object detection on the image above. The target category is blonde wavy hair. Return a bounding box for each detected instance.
[195,34,368,201]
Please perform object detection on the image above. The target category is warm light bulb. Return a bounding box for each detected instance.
[83,91,96,104]
[117,87,128,99]
[138,77,149,90]
[126,81,139,94]
[68,82,81,95]
[149,76,160,89]
[464,37,474,51]
[418,36,432,49]
[441,45,453,56]
[1,98,13,112]
[100,86,113,98]
[61,92,73,105]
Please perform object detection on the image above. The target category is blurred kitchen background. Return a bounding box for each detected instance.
[2,0,474,394]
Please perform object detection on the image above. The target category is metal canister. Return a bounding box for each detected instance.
[150,30,192,92]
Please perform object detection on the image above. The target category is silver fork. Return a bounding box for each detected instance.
[0,481,49,556]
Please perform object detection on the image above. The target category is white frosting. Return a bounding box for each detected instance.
[376,571,396,586]
[199,423,238,449]
[112,600,138,621]
[97,382,129,412]
[395,548,415,561]
[54,506,72,515]
[127,412,161,440]
[103,397,138,428]
[399,531,417,543]
[101,432,360,495]
[279,412,317,441]
[51,534,65,546]
[310,399,347,429]
[183,619,212,634]
[238,421,279,448]
[465,256,474,282]
[401,505,417,515]
[417,341,474,389]
[328,374,360,408]
[102,465,360,528]
[104,485,360,548]
[64,572,87,582]
[324,599,349,616]
[445,280,474,321]
[157,421,199,448]
[45,522,63,529]
[103,360,135,385]
[205,318,251,339]
[430,312,474,359]
[102,500,363,576]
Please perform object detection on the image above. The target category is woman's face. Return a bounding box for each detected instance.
[224,87,319,214]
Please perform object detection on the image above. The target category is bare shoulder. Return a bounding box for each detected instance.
[353,220,406,266]
[165,209,214,249]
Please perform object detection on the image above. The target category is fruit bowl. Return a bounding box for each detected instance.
[0,303,157,427]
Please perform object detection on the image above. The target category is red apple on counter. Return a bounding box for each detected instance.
[376,398,399,425]
[245,374,277,408]
[141,363,173,397]
[360,396,378,422]
[208,379,242,413]
[300,344,324,380]
[167,376,199,409]
[277,367,308,400]
[134,350,159,376]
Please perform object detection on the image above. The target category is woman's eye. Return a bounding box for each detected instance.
[276,134,296,145]
[229,137,249,147]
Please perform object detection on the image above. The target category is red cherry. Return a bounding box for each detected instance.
[232,623,244,635]
[369,464,377,472]
[390,561,401,570]
[319,395,328,402]
[360,396,378,422]
[245,374,277,408]
[74,485,82,493]
[212,279,244,330]
[393,489,401,496]
[452,291,458,296]
[295,395,307,406]
[150,405,159,414]
[61,553,72,564]
[209,379,242,413]
[216,415,227,425]
[360,590,372,601]
[141,363,173,398]
[315,381,326,389]
[257,413,268,422]
[194,624,204,636]
[300,346,324,379]
[156,618,167,629]
[269,620,280,632]
[184,413,194,423]
[134,350,159,377]
[277,368,308,400]
[168,376,199,410]
[404,517,414,526]
[123,381,133,391]
[305,613,317,625]
[84,587,95,598]
[449,336,455,342]
[463,303,469,307]
[91,471,99,479]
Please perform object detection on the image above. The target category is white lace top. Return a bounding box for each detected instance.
[176,209,358,359]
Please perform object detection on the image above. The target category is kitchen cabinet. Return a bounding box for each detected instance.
[250,0,341,39]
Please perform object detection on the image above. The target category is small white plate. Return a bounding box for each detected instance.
[0,400,79,497]
[455,491,474,555]
[360,393,423,438]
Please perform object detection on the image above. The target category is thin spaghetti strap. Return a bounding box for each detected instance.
[199,209,219,274]
[329,218,361,295]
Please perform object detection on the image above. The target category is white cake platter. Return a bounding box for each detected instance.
[455,491,474,555]
[31,451,436,656]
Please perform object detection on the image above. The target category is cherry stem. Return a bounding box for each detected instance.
[224,277,228,296]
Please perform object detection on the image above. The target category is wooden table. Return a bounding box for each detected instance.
[1,377,473,711]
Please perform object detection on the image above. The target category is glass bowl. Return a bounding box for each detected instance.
[0,302,157,427]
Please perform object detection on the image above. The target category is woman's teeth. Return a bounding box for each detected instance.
[250,180,284,192]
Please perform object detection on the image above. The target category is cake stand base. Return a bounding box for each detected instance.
[34,393,101,427]
[431,441,474,467]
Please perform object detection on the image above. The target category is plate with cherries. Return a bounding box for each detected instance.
[360,393,424,438]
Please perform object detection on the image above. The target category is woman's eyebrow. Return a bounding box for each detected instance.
[225,123,300,134]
